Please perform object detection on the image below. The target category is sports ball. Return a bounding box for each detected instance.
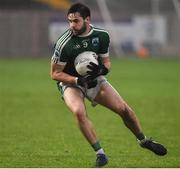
[74,51,98,76]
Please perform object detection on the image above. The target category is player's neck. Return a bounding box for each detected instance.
[78,25,92,37]
[85,24,92,34]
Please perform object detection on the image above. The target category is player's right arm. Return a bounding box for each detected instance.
[50,30,78,84]
[50,62,77,84]
[50,63,93,88]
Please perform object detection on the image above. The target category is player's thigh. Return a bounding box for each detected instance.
[64,87,86,115]
[95,83,127,113]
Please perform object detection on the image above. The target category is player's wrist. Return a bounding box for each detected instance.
[74,77,78,85]
[100,65,109,75]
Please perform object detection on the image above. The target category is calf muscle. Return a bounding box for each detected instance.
[95,83,142,137]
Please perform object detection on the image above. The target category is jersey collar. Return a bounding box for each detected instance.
[77,25,94,37]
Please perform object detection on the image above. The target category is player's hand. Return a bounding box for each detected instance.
[76,76,97,89]
[87,62,109,78]
[76,76,86,87]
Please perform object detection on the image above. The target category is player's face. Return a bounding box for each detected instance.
[68,12,87,35]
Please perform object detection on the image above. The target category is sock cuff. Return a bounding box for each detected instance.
[96,148,105,155]
[91,141,101,151]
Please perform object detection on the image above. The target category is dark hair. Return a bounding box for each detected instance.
[67,3,91,19]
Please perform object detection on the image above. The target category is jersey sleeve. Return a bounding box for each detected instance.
[51,44,67,65]
[99,32,110,57]
[51,29,72,65]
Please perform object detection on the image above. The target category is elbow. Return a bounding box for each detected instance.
[50,72,57,81]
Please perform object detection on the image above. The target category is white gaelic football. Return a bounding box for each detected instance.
[74,51,98,76]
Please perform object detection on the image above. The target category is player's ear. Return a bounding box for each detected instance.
[84,16,90,23]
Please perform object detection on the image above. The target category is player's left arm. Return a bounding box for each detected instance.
[87,31,111,77]
[99,30,111,70]
[100,56,111,71]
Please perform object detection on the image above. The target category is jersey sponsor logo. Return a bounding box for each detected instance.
[92,37,99,46]
[73,44,81,49]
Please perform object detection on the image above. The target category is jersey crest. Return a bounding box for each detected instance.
[92,37,99,46]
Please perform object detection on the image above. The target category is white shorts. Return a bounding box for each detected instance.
[57,76,108,106]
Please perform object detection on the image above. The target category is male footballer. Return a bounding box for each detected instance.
[50,3,167,167]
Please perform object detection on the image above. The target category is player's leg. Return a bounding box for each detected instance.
[63,87,108,166]
[64,87,97,144]
[94,83,167,156]
[95,83,142,137]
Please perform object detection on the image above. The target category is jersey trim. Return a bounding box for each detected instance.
[59,34,73,56]
[56,30,73,51]
[77,27,94,37]
[99,52,109,58]
[93,27,109,35]
[56,61,67,65]
[54,29,73,63]
[55,30,70,49]
[51,55,67,65]
[76,25,109,37]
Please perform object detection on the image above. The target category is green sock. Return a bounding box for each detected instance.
[91,141,101,151]
[137,132,145,141]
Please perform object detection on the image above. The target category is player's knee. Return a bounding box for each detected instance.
[76,112,87,123]
[72,107,86,122]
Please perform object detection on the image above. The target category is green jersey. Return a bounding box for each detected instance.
[51,25,110,77]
